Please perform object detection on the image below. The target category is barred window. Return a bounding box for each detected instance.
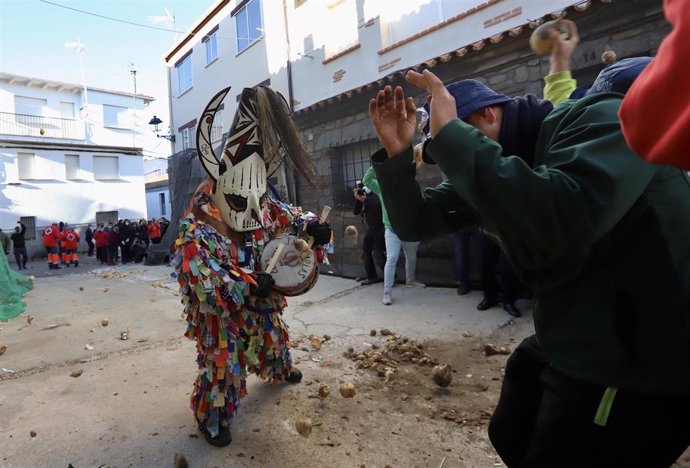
[330,138,380,207]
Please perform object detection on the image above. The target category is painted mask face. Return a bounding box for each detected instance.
[197,87,267,232]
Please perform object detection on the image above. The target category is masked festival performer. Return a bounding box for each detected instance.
[61,224,80,267]
[171,86,332,447]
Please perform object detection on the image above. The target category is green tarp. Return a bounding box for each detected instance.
[0,248,33,321]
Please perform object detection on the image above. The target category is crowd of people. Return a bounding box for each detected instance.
[2,217,170,271]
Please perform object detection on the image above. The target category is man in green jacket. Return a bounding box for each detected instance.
[368,69,690,466]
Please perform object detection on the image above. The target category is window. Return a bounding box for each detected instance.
[93,156,119,180]
[14,96,47,117]
[17,152,35,179]
[159,192,167,216]
[20,216,37,241]
[235,0,262,53]
[176,54,193,95]
[324,0,358,59]
[60,101,75,120]
[65,154,80,180]
[210,112,223,142]
[181,128,191,150]
[204,30,218,65]
[330,138,380,206]
[103,105,129,129]
[96,210,118,225]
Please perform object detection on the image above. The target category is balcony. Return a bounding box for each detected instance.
[0,112,85,140]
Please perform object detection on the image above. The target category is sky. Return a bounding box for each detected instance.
[0,0,215,158]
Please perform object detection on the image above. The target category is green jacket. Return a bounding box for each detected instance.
[373,94,690,394]
[362,166,392,229]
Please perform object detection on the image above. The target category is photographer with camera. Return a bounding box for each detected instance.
[353,180,386,285]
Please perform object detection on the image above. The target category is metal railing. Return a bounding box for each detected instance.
[0,112,85,140]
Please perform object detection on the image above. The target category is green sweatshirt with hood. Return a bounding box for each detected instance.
[372,93,690,394]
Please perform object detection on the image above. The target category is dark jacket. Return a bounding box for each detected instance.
[353,192,385,231]
[85,227,93,242]
[10,223,26,248]
[373,94,690,395]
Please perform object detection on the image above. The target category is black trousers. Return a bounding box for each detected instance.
[489,335,690,468]
[13,246,28,268]
[86,239,94,256]
[96,246,107,264]
[479,233,520,305]
[361,227,385,280]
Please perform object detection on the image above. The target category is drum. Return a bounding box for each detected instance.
[260,235,318,296]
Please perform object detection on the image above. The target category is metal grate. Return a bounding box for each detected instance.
[0,112,84,139]
[330,138,379,207]
[19,216,36,240]
[96,210,119,225]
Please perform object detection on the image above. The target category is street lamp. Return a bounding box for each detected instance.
[148,115,175,142]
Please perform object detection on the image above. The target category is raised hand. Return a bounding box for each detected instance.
[549,20,579,74]
[405,69,457,138]
[368,85,417,158]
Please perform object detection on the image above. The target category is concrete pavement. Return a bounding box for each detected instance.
[0,263,534,468]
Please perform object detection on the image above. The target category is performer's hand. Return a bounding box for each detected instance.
[405,69,456,138]
[548,20,579,75]
[306,221,332,245]
[250,272,275,297]
[368,85,416,158]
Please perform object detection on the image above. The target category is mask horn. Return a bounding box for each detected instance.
[196,87,231,181]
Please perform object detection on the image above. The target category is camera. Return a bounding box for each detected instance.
[355,180,365,196]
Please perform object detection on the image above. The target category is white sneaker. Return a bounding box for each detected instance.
[405,280,426,288]
[382,292,392,305]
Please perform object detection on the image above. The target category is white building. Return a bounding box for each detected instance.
[162,0,578,140]
[0,72,154,253]
[144,157,171,220]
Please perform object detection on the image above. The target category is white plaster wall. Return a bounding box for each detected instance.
[145,187,171,220]
[165,0,291,156]
[0,81,149,147]
[288,0,577,109]
[0,149,146,231]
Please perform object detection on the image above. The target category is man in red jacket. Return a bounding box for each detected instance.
[147,219,162,244]
[42,223,61,269]
[619,0,690,169]
[93,224,108,265]
[61,224,80,267]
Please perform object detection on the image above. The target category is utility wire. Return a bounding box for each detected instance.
[39,0,260,41]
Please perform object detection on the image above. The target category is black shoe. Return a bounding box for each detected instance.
[285,368,303,383]
[54,265,62,269]
[202,426,232,447]
[360,278,382,286]
[503,303,521,318]
[456,283,471,295]
[477,298,498,311]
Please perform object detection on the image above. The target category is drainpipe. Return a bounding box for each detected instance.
[282,0,300,204]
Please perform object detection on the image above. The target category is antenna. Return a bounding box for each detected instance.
[65,38,88,118]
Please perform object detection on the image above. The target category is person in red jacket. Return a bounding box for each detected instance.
[41,223,61,269]
[147,219,162,244]
[61,224,80,267]
[93,224,108,265]
[619,0,690,170]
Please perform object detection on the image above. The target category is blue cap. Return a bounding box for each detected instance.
[585,57,653,96]
[446,79,512,119]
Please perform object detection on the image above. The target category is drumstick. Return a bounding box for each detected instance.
[266,243,285,273]
[307,205,332,248]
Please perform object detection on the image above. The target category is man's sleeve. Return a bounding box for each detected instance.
[372,148,478,242]
[544,71,577,106]
[427,100,655,261]
[353,199,363,216]
[361,166,381,198]
[619,0,690,170]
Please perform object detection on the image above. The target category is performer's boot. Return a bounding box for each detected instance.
[285,368,303,383]
[202,426,232,447]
